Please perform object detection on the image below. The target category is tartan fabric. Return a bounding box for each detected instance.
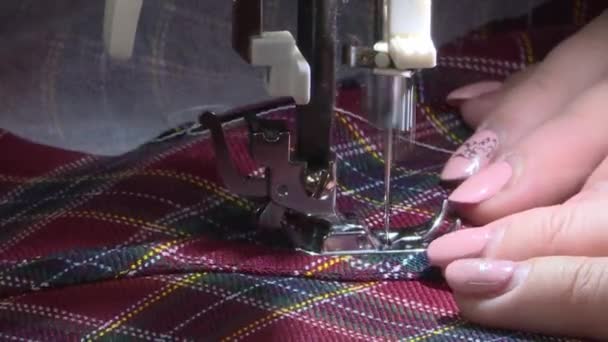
[0,1,606,340]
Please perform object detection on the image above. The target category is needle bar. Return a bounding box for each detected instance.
[383,127,393,242]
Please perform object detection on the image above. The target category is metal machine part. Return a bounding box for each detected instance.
[201,110,461,256]
[344,0,436,133]
[342,0,436,236]
[220,0,455,256]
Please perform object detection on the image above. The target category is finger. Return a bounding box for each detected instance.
[427,197,608,267]
[568,155,608,203]
[440,11,608,182]
[448,79,608,224]
[583,154,608,190]
[446,81,503,108]
[445,256,608,340]
[454,65,539,128]
[447,81,503,128]
[458,89,502,128]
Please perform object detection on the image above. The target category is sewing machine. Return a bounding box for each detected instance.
[104,0,460,256]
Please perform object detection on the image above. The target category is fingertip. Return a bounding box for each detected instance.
[439,130,500,182]
[452,257,608,340]
[443,259,519,298]
[446,81,503,107]
[446,202,492,226]
[445,260,535,333]
[426,228,492,267]
[448,161,513,204]
[447,195,516,226]
[439,157,477,182]
[460,91,504,128]
[450,293,505,331]
[446,155,526,225]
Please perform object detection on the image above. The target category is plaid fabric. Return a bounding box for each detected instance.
[0,1,606,340]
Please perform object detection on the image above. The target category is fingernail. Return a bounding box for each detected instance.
[448,161,513,204]
[427,227,493,267]
[440,130,499,182]
[446,81,503,106]
[445,259,528,296]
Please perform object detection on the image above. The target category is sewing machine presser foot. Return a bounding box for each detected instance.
[201,111,461,256]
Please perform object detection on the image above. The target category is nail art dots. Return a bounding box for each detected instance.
[441,130,500,181]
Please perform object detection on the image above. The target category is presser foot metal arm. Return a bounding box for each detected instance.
[200,111,461,256]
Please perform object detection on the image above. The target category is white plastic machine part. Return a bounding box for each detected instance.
[104,0,143,60]
[387,0,436,70]
[251,31,311,105]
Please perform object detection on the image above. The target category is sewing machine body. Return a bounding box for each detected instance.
[102,0,464,255]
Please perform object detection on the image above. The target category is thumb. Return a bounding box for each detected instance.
[445,256,608,340]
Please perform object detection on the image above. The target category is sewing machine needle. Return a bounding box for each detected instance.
[383,127,393,241]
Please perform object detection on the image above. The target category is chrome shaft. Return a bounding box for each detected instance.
[383,127,393,240]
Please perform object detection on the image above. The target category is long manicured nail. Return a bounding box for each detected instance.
[448,161,513,204]
[427,227,493,267]
[445,259,527,296]
[441,130,499,181]
[446,81,503,106]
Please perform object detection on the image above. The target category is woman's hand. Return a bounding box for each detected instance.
[439,10,608,225]
[428,182,608,339]
[427,10,608,340]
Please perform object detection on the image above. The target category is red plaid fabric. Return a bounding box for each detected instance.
[0,1,605,340]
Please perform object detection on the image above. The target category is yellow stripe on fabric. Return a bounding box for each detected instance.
[0,168,254,210]
[65,211,189,238]
[304,256,351,277]
[221,282,378,342]
[338,184,434,218]
[520,33,535,65]
[117,240,179,277]
[420,106,463,145]
[335,112,438,178]
[337,115,384,162]
[404,321,465,342]
[142,170,252,210]
[86,273,205,341]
